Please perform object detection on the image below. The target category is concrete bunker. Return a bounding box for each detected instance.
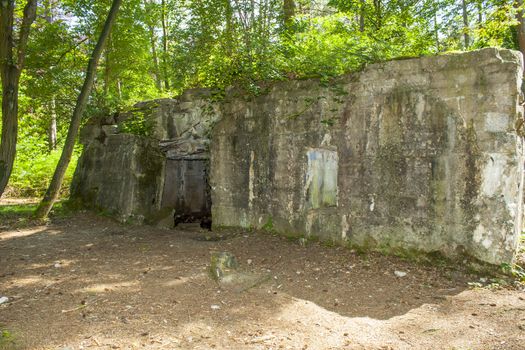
[72,48,524,266]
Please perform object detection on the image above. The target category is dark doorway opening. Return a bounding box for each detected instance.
[161,157,212,229]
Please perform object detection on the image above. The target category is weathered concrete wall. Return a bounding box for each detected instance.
[72,89,221,223]
[211,48,524,265]
[72,48,523,265]
[71,134,164,222]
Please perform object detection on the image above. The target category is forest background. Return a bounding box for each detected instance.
[0,0,522,198]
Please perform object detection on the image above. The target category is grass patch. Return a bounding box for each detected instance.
[0,201,75,229]
[0,328,17,350]
[5,144,81,198]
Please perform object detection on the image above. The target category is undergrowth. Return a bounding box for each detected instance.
[4,143,81,198]
[0,201,74,229]
[0,327,17,350]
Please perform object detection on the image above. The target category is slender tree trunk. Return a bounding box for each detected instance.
[0,0,38,198]
[359,0,365,32]
[44,0,57,151]
[48,97,57,151]
[44,0,55,22]
[373,0,382,30]
[104,33,112,96]
[148,24,162,91]
[35,0,122,218]
[477,0,482,24]
[161,0,170,90]
[434,11,440,52]
[516,0,525,63]
[462,0,470,49]
[224,0,234,55]
[283,0,295,32]
[117,79,122,99]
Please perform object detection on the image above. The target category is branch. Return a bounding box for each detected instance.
[16,0,38,70]
[54,37,89,66]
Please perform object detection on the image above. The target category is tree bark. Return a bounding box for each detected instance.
[48,97,57,151]
[35,0,122,218]
[359,0,365,32]
[103,32,112,96]
[44,0,57,151]
[373,0,382,30]
[477,0,482,24]
[224,0,234,55]
[148,24,162,91]
[434,11,440,52]
[161,0,170,90]
[0,0,38,198]
[283,0,295,32]
[516,0,525,63]
[462,0,470,49]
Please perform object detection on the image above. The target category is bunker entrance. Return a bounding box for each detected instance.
[161,157,212,229]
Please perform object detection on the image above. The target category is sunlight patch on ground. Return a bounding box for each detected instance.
[55,333,184,350]
[52,259,75,268]
[0,198,39,206]
[163,273,207,288]
[44,229,63,236]
[162,276,191,287]
[26,262,53,270]
[274,295,387,348]
[0,227,47,240]
[76,281,140,294]
[3,275,50,288]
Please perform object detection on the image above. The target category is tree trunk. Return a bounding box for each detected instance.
[48,97,57,151]
[44,0,55,22]
[161,0,170,90]
[283,0,295,32]
[103,33,112,96]
[0,0,38,198]
[148,24,162,91]
[434,11,440,52]
[359,0,365,32]
[462,0,470,49]
[35,0,122,218]
[373,0,382,30]
[44,0,57,151]
[477,0,482,24]
[224,0,234,55]
[516,0,525,63]
[117,79,122,99]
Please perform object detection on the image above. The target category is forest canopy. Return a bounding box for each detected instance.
[0,0,523,198]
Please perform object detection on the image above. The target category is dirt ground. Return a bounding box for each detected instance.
[1,209,524,350]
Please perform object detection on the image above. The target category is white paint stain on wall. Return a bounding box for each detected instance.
[248,151,255,210]
[484,113,509,133]
[304,149,338,209]
[341,214,350,241]
[481,153,516,202]
[415,94,425,122]
[481,153,506,197]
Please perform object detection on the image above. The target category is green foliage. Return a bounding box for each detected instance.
[7,137,80,197]
[472,3,519,50]
[3,0,523,201]
[0,201,73,229]
[262,216,276,232]
[501,263,525,283]
[119,109,156,136]
[0,328,16,350]
[0,204,38,220]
